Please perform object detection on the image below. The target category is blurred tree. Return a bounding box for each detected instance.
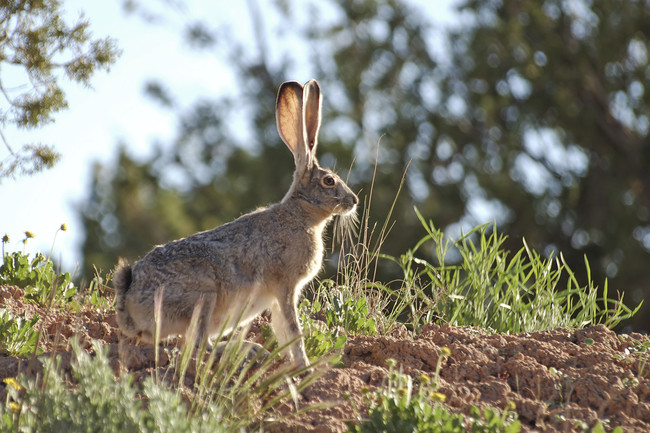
[0,0,120,180]
[81,0,649,329]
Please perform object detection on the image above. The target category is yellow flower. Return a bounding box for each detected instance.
[397,387,408,396]
[60,224,67,232]
[1,234,9,243]
[430,392,447,402]
[419,374,431,384]
[9,402,20,413]
[3,377,22,391]
[440,347,451,357]
[506,401,516,411]
[24,231,35,239]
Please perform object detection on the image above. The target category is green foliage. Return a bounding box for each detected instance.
[299,279,379,363]
[0,0,120,179]
[80,271,115,312]
[350,359,520,433]
[1,340,229,432]
[0,143,60,179]
[354,404,521,433]
[387,210,642,334]
[321,282,378,336]
[589,422,623,433]
[0,309,40,357]
[0,251,76,307]
[327,294,377,335]
[300,297,347,363]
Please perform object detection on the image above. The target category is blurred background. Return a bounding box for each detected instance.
[2,0,649,331]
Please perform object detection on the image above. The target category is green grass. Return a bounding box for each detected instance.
[333,207,641,335]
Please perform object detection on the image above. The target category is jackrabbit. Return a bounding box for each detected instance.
[113,79,358,369]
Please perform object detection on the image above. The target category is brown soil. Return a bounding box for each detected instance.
[1,284,649,432]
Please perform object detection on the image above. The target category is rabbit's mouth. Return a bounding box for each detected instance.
[333,190,359,216]
[338,203,357,216]
[333,201,357,216]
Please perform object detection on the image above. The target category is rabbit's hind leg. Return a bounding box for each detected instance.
[271,296,309,369]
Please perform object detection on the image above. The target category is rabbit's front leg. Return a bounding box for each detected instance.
[271,296,310,369]
[185,293,217,347]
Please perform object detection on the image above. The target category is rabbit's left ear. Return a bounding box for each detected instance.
[302,79,322,160]
[276,81,304,156]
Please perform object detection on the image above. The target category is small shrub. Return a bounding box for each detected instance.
[298,280,379,364]
[300,297,347,363]
[324,285,377,336]
[0,340,229,433]
[0,251,76,307]
[0,309,41,357]
[350,358,520,433]
[309,280,378,336]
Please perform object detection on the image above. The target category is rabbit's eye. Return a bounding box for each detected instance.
[321,175,336,187]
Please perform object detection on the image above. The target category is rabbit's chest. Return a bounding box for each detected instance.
[272,228,324,277]
[304,238,324,273]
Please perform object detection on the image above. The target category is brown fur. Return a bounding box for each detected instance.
[113,80,358,368]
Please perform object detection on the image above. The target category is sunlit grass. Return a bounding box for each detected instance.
[383,208,642,334]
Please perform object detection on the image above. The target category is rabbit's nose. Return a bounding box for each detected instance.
[352,194,359,205]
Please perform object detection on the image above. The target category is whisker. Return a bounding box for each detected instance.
[332,212,359,250]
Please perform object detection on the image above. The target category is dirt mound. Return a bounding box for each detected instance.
[1,285,649,432]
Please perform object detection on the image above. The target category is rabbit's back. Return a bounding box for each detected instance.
[135,203,322,288]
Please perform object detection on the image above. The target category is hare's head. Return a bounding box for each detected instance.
[276,80,358,219]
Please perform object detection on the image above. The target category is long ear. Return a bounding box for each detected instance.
[276,81,307,167]
[302,79,322,160]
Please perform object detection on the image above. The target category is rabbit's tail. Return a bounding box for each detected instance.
[113,258,132,295]
[113,258,135,332]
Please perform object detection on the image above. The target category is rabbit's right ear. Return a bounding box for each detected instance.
[302,79,322,156]
[276,81,309,168]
